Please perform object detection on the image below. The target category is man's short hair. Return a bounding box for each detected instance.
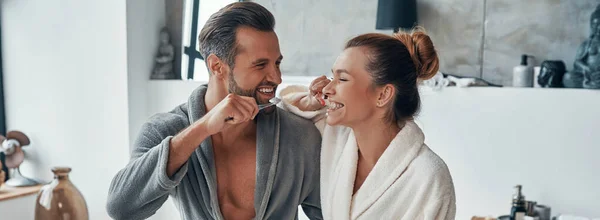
[198,2,275,71]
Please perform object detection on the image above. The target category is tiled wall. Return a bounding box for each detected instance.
[255,0,598,86]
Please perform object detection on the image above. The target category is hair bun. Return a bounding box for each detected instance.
[393,27,440,80]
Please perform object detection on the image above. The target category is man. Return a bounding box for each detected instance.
[106,2,322,220]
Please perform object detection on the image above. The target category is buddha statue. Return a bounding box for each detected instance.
[564,5,600,89]
[151,27,176,80]
[538,60,566,88]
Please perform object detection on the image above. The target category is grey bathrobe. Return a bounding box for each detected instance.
[107,85,323,220]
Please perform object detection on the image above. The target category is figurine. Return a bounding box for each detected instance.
[564,5,600,89]
[538,60,566,88]
[151,27,176,80]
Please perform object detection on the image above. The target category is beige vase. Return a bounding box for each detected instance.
[35,167,89,220]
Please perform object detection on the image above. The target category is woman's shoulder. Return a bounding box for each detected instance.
[414,145,450,172]
[411,144,455,193]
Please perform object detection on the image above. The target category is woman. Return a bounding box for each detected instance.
[280,29,456,219]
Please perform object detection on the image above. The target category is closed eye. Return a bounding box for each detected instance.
[255,63,267,69]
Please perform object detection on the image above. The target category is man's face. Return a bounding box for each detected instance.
[227,27,282,113]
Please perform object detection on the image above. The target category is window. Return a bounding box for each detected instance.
[181,0,239,81]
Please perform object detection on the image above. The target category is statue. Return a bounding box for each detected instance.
[538,60,566,88]
[151,27,176,80]
[563,5,600,89]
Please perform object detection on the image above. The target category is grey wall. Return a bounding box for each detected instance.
[254,0,598,86]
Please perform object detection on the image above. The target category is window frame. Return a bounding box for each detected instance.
[0,8,8,179]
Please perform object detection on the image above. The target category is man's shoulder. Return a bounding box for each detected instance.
[144,103,191,135]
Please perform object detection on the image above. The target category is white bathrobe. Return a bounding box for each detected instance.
[279,85,456,220]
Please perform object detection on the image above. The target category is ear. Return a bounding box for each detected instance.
[206,54,229,80]
[376,84,395,107]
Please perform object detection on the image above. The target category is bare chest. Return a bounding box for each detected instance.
[213,139,257,220]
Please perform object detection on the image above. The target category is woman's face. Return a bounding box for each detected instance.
[323,47,383,127]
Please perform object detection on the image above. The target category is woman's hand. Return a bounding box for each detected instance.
[296,75,331,111]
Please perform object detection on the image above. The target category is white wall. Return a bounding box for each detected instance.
[126,0,181,219]
[0,194,36,219]
[147,81,600,219]
[1,0,130,219]
[126,0,165,149]
[417,87,600,219]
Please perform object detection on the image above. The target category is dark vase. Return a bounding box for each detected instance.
[35,167,89,220]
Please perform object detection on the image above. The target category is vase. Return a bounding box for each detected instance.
[35,167,89,220]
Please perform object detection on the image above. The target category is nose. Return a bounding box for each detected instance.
[266,65,282,85]
[323,80,335,97]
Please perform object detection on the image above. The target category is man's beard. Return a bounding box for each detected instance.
[228,72,277,111]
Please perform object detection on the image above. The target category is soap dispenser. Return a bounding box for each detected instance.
[511,185,527,220]
[513,54,534,87]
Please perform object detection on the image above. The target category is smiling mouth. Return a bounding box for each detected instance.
[327,101,344,111]
[257,87,275,94]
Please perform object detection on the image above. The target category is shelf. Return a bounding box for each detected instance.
[0,184,42,202]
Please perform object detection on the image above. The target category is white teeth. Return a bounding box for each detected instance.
[328,101,344,110]
[259,88,274,93]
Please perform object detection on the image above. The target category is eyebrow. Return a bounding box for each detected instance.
[331,69,351,75]
[251,55,284,65]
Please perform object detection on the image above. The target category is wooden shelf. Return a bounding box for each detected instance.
[0,185,42,202]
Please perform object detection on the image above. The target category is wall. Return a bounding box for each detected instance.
[417,87,600,219]
[147,81,600,219]
[1,0,130,219]
[126,0,180,219]
[0,195,36,219]
[253,0,598,86]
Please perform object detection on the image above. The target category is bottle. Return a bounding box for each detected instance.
[513,54,534,87]
[35,167,89,220]
[511,185,527,220]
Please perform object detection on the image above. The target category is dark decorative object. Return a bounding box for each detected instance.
[151,27,176,80]
[0,131,39,186]
[376,0,417,33]
[564,5,600,89]
[35,167,88,220]
[538,60,566,88]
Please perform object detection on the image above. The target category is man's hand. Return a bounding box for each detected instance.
[202,94,259,135]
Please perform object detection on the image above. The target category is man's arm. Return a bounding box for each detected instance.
[106,106,198,220]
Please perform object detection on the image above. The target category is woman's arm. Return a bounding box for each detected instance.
[278,85,328,133]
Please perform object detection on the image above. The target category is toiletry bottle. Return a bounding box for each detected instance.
[511,185,527,220]
[513,54,534,87]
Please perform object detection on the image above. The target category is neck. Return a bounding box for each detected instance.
[205,78,257,145]
[351,118,401,167]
